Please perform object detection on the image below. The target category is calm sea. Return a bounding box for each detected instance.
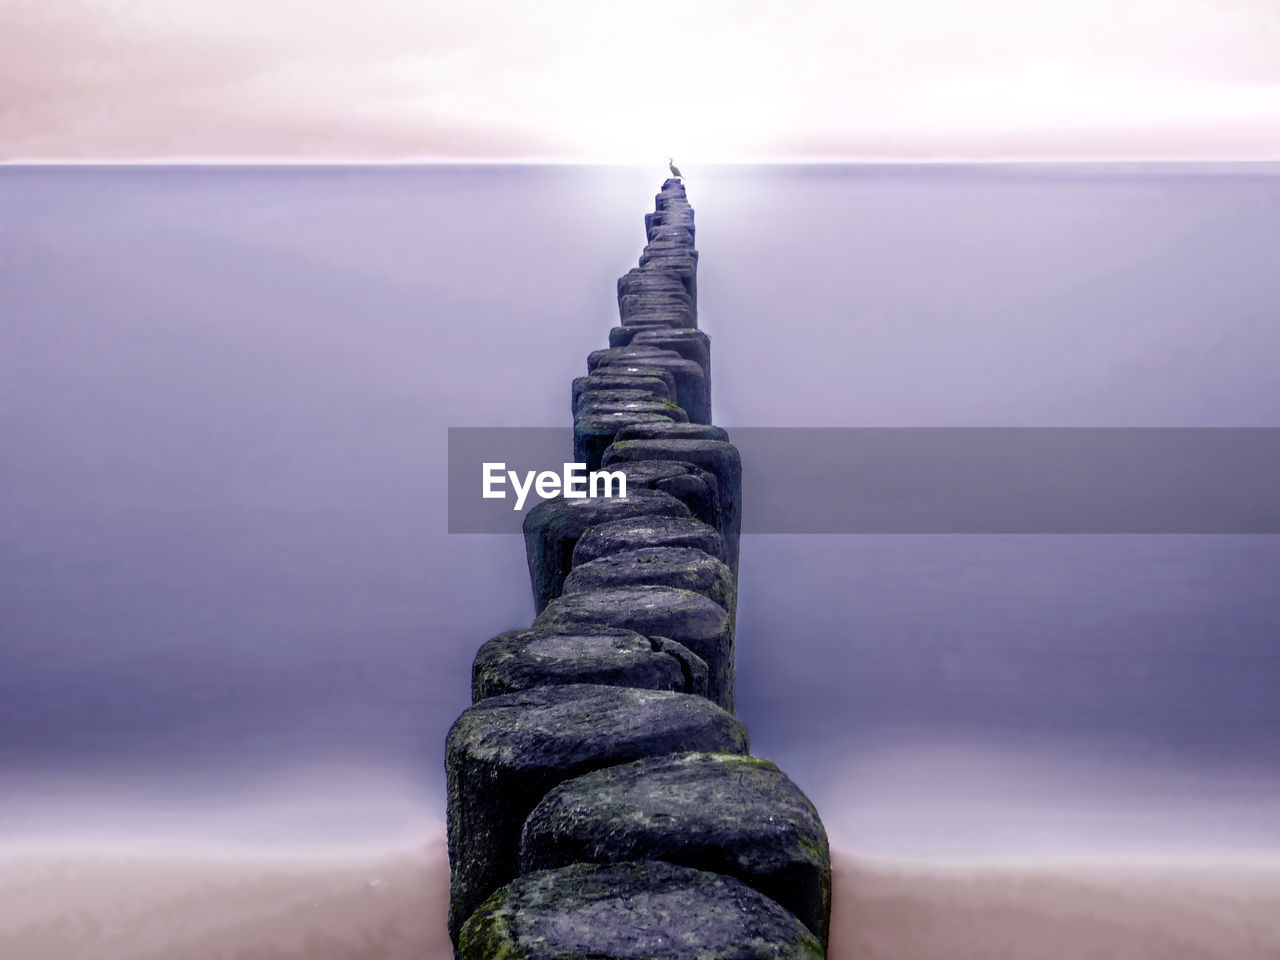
[2,164,1278,857]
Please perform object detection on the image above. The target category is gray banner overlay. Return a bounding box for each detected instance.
[448,427,1280,533]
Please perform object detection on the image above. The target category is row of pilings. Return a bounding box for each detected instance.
[445,179,832,959]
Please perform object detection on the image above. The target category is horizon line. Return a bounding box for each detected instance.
[5,156,1280,168]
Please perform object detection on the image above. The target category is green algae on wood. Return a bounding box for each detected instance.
[458,861,822,960]
[520,752,832,946]
[444,685,748,945]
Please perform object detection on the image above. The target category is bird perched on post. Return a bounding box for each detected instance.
[667,157,684,180]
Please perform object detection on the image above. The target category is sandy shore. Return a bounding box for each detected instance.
[2,840,1277,959]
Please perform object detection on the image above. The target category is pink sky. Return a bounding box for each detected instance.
[3,0,1279,162]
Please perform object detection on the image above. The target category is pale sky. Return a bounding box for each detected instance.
[3,0,1279,162]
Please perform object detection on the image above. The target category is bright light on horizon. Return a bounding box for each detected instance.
[2,0,1279,162]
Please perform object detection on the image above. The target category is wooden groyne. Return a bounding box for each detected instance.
[445,179,831,959]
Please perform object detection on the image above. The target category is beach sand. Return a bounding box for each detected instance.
[2,837,1277,959]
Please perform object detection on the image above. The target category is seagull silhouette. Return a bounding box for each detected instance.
[667,157,684,180]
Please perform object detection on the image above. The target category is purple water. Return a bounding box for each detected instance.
[2,164,1278,856]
